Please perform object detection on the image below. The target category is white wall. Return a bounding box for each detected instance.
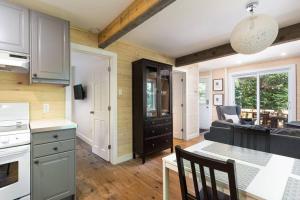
[71,51,108,145]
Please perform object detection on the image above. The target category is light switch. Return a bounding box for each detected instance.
[43,104,50,113]
[118,89,123,96]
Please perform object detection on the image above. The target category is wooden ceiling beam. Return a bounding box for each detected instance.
[175,23,300,67]
[98,0,176,48]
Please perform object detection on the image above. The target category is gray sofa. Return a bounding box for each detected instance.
[204,120,300,159]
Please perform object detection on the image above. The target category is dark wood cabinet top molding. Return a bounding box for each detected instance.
[175,23,300,67]
[98,0,176,48]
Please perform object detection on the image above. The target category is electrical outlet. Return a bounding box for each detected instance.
[43,104,50,113]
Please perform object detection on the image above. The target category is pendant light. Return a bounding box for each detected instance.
[230,1,278,54]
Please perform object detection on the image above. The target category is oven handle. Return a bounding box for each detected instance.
[0,145,30,158]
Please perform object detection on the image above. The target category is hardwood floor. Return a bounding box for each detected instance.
[76,135,204,200]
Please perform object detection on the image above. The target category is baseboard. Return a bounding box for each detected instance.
[113,153,132,165]
[76,131,92,145]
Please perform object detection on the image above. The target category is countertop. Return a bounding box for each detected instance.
[30,119,77,133]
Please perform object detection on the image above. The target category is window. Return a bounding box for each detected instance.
[199,81,207,104]
[229,66,296,128]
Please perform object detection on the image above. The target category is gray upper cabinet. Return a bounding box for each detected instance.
[0,0,29,54]
[30,10,70,85]
[32,151,75,200]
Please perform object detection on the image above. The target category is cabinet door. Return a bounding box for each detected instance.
[0,1,29,53]
[32,151,75,200]
[31,10,70,81]
[159,65,172,117]
[145,64,159,118]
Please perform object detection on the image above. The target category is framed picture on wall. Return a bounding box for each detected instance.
[213,79,223,91]
[213,94,223,106]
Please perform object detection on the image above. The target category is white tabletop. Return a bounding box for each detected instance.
[162,140,300,200]
[30,119,77,133]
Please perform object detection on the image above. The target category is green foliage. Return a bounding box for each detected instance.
[235,73,288,111]
[235,77,257,109]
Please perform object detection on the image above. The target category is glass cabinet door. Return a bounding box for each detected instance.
[146,67,158,117]
[160,69,171,116]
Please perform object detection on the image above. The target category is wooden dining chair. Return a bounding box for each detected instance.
[175,145,239,200]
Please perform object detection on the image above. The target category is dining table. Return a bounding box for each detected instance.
[162,140,300,200]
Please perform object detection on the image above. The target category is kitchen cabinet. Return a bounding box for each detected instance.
[33,151,75,200]
[132,58,173,164]
[30,10,70,85]
[31,129,76,200]
[0,1,29,54]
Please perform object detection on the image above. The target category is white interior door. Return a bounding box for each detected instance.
[173,71,184,139]
[91,63,110,161]
[199,77,211,130]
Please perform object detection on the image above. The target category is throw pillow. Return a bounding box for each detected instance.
[224,114,240,124]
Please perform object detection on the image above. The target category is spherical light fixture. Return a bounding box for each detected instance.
[230,1,278,54]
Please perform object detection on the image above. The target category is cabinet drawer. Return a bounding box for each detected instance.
[33,139,75,158]
[145,117,172,127]
[32,129,75,145]
[145,124,173,138]
[145,134,172,154]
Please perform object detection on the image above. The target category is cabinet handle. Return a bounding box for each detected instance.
[152,143,155,148]
[34,160,39,164]
[166,139,169,143]
[152,130,155,134]
[53,134,58,139]
[53,147,58,151]
[33,73,37,77]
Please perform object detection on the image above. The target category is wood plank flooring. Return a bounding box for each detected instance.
[76,135,204,200]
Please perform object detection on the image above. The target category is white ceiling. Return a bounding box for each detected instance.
[195,40,300,72]
[122,0,300,57]
[11,0,134,31]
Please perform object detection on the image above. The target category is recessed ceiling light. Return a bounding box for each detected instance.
[236,60,243,64]
[281,52,287,56]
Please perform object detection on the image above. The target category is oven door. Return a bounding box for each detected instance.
[0,145,30,200]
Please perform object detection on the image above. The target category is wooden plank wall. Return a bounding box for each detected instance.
[0,72,65,120]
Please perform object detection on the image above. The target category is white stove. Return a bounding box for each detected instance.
[0,103,30,200]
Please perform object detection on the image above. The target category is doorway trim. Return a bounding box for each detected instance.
[172,70,186,140]
[67,43,118,164]
[199,74,212,131]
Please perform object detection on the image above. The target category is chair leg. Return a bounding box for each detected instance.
[142,156,146,164]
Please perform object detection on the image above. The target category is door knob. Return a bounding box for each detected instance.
[90,111,95,114]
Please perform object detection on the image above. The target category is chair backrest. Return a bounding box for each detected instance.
[175,145,239,200]
[216,106,241,121]
[234,125,271,152]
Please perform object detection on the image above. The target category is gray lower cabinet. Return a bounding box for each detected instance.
[0,0,29,54]
[30,10,70,85]
[32,129,76,200]
[33,151,75,200]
